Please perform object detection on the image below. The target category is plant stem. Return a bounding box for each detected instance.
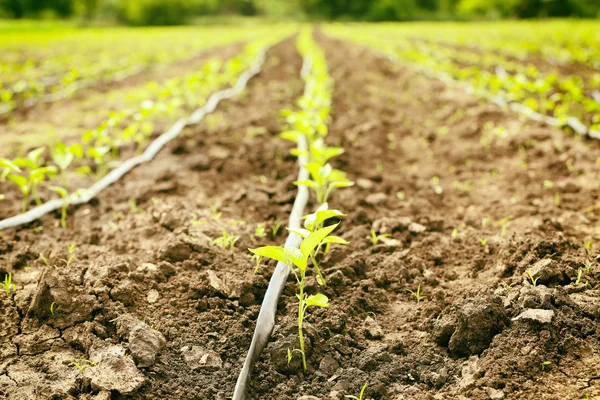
[311,254,326,285]
[298,270,307,372]
[32,184,42,205]
[61,202,67,228]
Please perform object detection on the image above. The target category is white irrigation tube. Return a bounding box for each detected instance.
[0,49,268,231]
[232,56,313,400]
[376,48,600,140]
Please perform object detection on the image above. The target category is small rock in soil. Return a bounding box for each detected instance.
[87,342,145,394]
[181,345,223,370]
[298,396,321,400]
[365,192,387,206]
[408,222,426,234]
[512,309,554,324]
[356,178,374,189]
[433,294,509,357]
[113,313,166,368]
[363,316,384,339]
[318,355,339,377]
[522,258,569,286]
[147,289,160,304]
[486,387,505,399]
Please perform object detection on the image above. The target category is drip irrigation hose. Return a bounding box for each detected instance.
[0,48,269,231]
[232,57,312,400]
[375,48,600,140]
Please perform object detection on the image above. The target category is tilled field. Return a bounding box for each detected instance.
[1,28,600,400]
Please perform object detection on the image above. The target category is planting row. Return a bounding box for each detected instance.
[326,22,600,135]
[234,28,359,399]
[0,26,277,116]
[0,29,290,224]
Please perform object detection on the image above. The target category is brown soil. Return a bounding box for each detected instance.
[1,32,600,400]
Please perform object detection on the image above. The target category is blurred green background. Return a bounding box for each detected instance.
[0,0,598,25]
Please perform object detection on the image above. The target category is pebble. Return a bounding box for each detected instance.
[365,192,387,206]
[181,345,223,370]
[512,309,554,324]
[147,289,160,304]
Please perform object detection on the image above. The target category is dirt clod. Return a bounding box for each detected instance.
[433,294,509,357]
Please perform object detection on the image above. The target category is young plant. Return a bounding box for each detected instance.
[255,223,267,238]
[295,163,354,205]
[249,223,342,371]
[288,205,347,285]
[526,269,539,287]
[51,142,83,185]
[583,239,592,256]
[370,229,391,246]
[346,384,368,400]
[60,244,77,267]
[49,186,69,228]
[212,228,239,250]
[1,273,16,295]
[407,284,426,303]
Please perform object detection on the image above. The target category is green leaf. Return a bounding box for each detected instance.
[305,293,329,308]
[49,186,68,198]
[287,227,310,238]
[27,147,45,163]
[249,246,287,265]
[322,236,348,245]
[300,223,339,258]
[294,180,317,188]
[330,180,354,189]
[284,247,307,272]
[12,157,37,170]
[7,174,28,190]
[279,130,301,142]
[69,144,84,158]
[315,209,346,226]
[0,158,21,172]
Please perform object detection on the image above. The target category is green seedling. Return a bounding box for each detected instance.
[212,229,239,250]
[51,142,83,185]
[1,273,16,295]
[479,238,488,247]
[289,205,347,285]
[451,228,458,238]
[541,361,551,371]
[60,244,77,267]
[295,162,354,205]
[5,149,58,211]
[191,212,206,226]
[584,260,592,273]
[370,229,391,246]
[272,220,283,237]
[584,240,592,256]
[251,253,262,273]
[502,280,515,290]
[50,302,56,316]
[526,269,539,287]
[71,359,98,373]
[39,253,49,265]
[129,198,142,214]
[49,186,69,228]
[250,223,342,371]
[210,204,222,220]
[345,384,368,400]
[407,284,426,303]
[255,223,267,238]
[575,269,583,285]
